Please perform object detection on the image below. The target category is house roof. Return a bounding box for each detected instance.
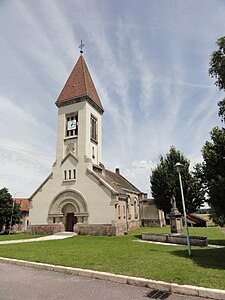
[88,165,142,197]
[55,55,104,113]
[187,213,207,225]
[15,198,29,212]
[105,169,141,194]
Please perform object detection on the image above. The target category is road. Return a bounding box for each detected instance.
[0,263,205,300]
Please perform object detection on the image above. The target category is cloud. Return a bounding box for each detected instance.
[122,160,155,196]
[0,0,224,198]
[0,96,55,196]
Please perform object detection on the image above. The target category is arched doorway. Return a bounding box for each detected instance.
[66,214,77,231]
[62,203,77,232]
[48,190,89,232]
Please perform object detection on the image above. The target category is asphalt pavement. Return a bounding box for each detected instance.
[0,263,205,300]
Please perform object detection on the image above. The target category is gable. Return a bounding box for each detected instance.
[60,152,78,168]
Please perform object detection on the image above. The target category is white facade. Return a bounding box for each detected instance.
[28,54,144,235]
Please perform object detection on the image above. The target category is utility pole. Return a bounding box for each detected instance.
[175,163,191,256]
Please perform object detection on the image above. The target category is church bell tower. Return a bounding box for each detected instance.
[54,47,104,169]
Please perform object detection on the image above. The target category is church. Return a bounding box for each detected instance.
[28,47,147,236]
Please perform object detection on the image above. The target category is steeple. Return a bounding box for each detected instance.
[56,55,104,114]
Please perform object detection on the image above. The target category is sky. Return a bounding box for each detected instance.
[0,0,224,198]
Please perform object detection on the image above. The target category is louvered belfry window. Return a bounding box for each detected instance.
[90,114,97,142]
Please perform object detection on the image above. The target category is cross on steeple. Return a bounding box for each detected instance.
[79,40,85,54]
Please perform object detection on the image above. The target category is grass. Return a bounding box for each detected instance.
[132,226,225,245]
[0,233,44,241]
[0,227,224,290]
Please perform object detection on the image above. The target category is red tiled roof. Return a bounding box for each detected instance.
[56,55,104,112]
[15,198,29,212]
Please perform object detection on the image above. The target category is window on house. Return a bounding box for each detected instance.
[127,197,130,214]
[73,169,76,179]
[134,198,137,214]
[64,170,67,180]
[118,205,121,219]
[66,114,78,137]
[90,114,97,142]
[69,170,71,179]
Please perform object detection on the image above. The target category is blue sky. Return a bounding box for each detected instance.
[0,0,224,197]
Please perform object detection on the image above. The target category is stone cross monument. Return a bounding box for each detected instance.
[169,196,183,234]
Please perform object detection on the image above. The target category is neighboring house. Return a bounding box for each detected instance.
[14,198,29,232]
[186,213,208,227]
[28,52,146,236]
[139,198,166,227]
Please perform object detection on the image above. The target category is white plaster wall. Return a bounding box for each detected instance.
[29,175,56,224]
[30,98,111,227]
[56,102,85,165]
[84,102,102,165]
[55,101,102,166]
[29,160,114,225]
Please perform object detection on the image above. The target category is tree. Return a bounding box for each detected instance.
[0,188,22,233]
[209,36,225,122]
[201,127,225,226]
[150,146,205,215]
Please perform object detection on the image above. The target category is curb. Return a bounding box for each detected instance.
[0,257,225,299]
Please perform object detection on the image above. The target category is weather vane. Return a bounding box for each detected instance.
[79,40,85,54]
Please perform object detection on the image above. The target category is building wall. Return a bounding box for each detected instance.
[29,98,110,230]
[29,94,142,235]
[55,101,102,167]
[140,200,165,227]
[13,212,29,232]
[29,165,115,226]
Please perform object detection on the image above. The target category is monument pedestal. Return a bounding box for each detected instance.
[169,207,183,234]
[168,196,183,234]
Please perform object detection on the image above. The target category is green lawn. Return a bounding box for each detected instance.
[0,227,224,290]
[132,226,225,245]
[0,233,44,241]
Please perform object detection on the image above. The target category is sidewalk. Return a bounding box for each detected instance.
[0,232,76,244]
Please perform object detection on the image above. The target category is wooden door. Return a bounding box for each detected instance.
[66,213,77,231]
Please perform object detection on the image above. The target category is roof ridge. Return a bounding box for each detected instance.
[81,55,88,96]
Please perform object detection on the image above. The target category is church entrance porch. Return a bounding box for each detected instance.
[47,190,89,234]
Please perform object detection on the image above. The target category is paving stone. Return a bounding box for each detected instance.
[92,271,111,280]
[126,276,149,287]
[107,274,128,284]
[147,280,171,292]
[197,287,225,300]
[76,268,93,278]
[170,283,199,296]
